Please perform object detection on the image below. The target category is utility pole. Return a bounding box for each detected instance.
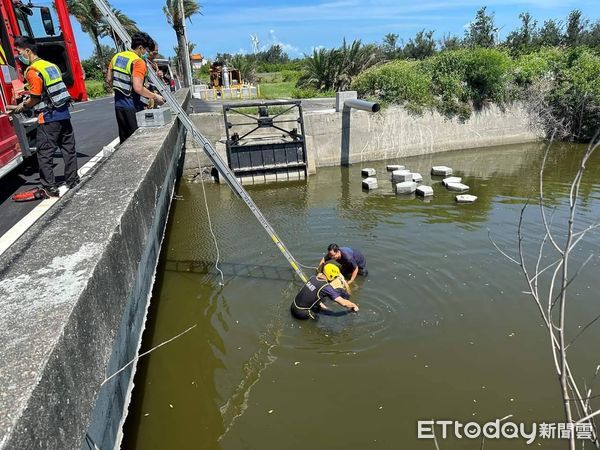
[178,0,193,88]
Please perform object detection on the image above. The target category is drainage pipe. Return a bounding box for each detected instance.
[344,99,381,113]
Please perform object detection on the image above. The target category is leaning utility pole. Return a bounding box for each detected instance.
[178,0,193,88]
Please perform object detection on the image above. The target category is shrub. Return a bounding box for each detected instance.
[513,47,564,86]
[291,87,335,98]
[546,48,600,140]
[85,80,108,99]
[352,60,434,113]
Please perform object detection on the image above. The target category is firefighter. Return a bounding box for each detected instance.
[290,262,359,320]
[107,32,165,143]
[9,36,79,200]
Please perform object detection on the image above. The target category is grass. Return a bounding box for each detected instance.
[258,81,296,99]
[85,79,109,99]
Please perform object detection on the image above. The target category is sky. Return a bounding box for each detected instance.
[71,0,600,60]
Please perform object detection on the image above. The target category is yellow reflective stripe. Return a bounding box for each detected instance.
[0,45,6,65]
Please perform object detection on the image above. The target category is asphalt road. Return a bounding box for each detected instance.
[0,96,117,237]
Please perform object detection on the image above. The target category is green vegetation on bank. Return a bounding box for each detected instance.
[84,80,109,99]
[211,7,599,140]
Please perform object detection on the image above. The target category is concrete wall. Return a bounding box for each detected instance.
[0,90,189,450]
[184,103,538,174]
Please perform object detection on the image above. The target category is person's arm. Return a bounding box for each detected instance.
[348,265,359,284]
[132,60,164,104]
[317,257,325,273]
[323,284,358,311]
[133,76,164,104]
[333,296,359,311]
[8,71,41,113]
[106,64,113,89]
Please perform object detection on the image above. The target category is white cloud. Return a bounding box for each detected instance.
[260,29,300,56]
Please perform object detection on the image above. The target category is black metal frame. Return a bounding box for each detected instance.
[223,100,308,180]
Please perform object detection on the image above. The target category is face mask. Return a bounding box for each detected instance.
[141,51,149,60]
[17,54,29,65]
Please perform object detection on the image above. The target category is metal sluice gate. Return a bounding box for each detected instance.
[223,101,308,185]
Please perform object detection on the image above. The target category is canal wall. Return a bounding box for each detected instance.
[0,90,190,450]
[184,103,539,174]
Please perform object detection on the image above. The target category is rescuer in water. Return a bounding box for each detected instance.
[318,243,368,285]
[291,262,359,320]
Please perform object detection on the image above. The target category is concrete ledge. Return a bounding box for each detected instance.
[0,89,190,449]
[184,102,540,175]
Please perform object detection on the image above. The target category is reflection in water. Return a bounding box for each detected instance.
[123,142,600,450]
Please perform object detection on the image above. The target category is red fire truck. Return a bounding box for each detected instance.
[0,0,87,179]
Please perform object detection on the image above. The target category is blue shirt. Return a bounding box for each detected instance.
[114,90,135,110]
[42,104,70,123]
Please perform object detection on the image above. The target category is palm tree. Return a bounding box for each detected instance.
[66,0,138,76]
[100,8,139,51]
[298,40,381,92]
[163,0,202,86]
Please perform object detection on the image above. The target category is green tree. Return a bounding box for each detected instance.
[173,42,196,78]
[465,7,496,48]
[382,33,400,59]
[583,21,600,47]
[297,39,381,92]
[230,54,257,83]
[66,0,137,77]
[439,34,462,51]
[82,44,116,81]
[564,9,588,47]
[505,12,538,54]
[256,45,289,64]
[100,8,139,51]
[537,19,563,47]
[163,0,202,85]
[403,30,436,59]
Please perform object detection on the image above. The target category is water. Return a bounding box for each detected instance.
[122,142,600,450]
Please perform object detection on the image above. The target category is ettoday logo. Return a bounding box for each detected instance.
[417,418,594,445]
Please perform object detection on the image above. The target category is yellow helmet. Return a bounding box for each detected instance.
[323,262,341,282]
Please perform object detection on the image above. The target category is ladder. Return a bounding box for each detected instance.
[91,0,308,283]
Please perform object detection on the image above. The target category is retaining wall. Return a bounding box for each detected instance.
[184,103,539,174]
[0,90,189,450]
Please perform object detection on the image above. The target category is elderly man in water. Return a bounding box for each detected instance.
[318,243,368,285]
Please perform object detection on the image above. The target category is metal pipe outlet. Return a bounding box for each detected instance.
[344,99,381,113]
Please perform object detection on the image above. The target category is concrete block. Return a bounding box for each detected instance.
[446,182,469,192]
[361,167,376,177]
[442,176,462,186]
[336,91,358,112]
[431,165,453,176]
[392,170,412,182]
[416,185,433,197]
[386,164,405,171]
[411,173,423,182]
[395,181,417,194]
[456,194,478,203]
[136,107,173,127]
[362,177,378,190]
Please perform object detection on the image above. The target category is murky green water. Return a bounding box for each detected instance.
[122,142,600,450]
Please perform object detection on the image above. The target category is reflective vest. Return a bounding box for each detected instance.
[25,59,71,112]
[0,44,6,65]
[293,276,330,310]
[111,50,141,96]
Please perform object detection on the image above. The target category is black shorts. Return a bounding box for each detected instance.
[290,303,316,320]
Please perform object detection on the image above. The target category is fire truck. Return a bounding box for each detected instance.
[0,0,87,179]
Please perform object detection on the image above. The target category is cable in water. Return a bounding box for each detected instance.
[194,148,225,286]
